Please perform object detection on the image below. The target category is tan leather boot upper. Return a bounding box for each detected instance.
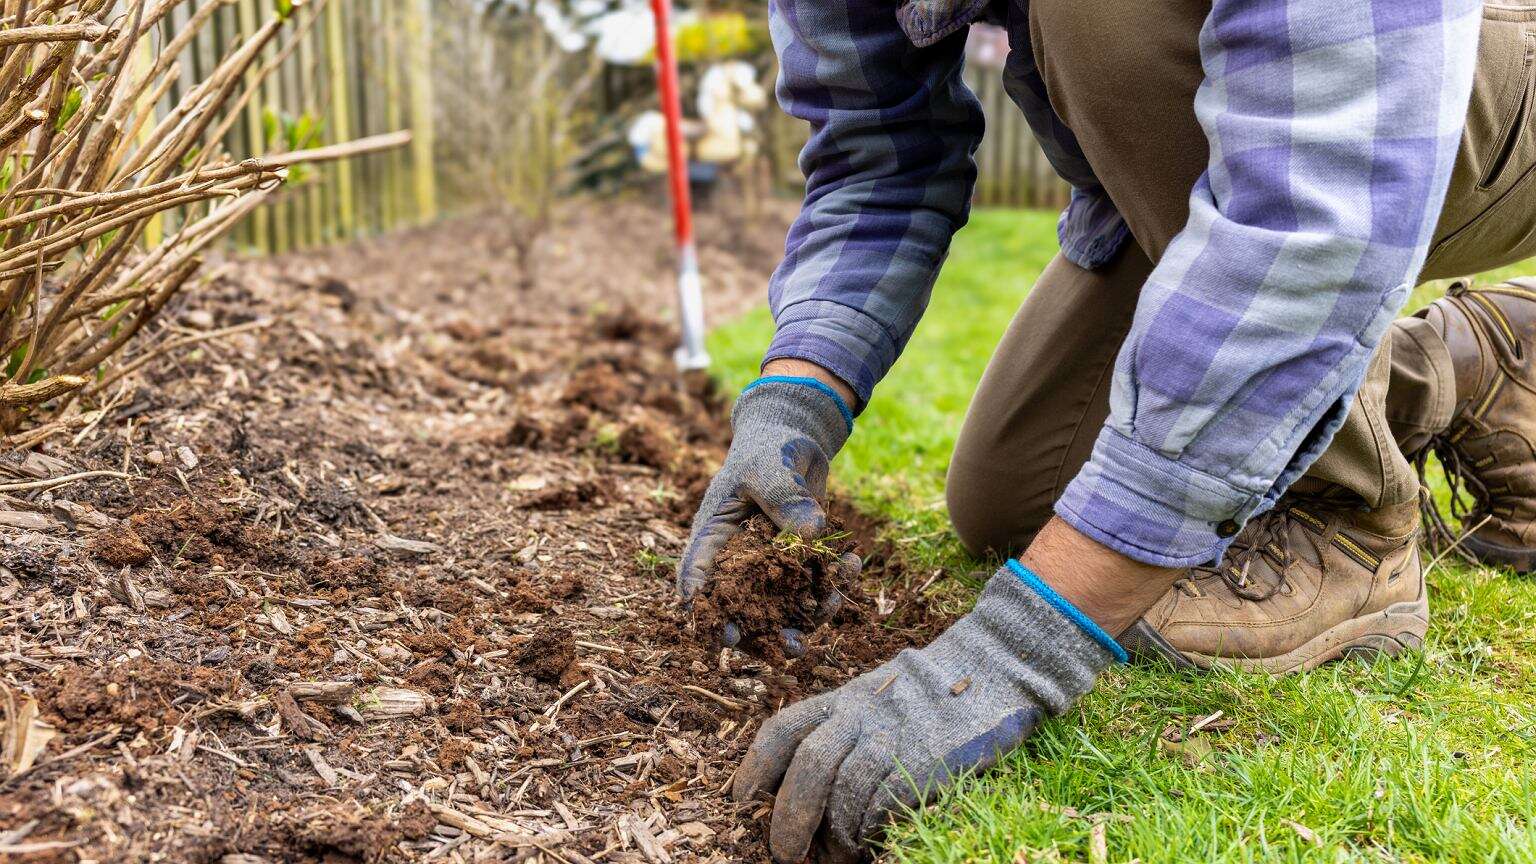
[1121,496,1427,673]
[1420,279,1536,571]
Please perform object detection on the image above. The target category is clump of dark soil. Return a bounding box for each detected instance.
[88,525,153,566]
[521,480,602,511]
[517,623,577,684]
[441,698,484,733]
[691,516,864,664]
[618,413,676,467]
[40,658,237,734]
[500,567,584,612]
[561,364,628,412]
[437,736,474,769]
[250,801,429,863]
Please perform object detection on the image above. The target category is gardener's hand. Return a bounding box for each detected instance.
[732,561,1127,863]
[677,372,854,634]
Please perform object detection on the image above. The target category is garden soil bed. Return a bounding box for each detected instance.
[0,200,948,863]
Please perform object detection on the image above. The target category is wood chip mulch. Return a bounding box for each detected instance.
[0,201,944,863]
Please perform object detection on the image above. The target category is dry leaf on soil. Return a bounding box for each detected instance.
[3,691,58,776]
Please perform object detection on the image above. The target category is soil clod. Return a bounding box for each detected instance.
[517,624,578,684]
[691,516,865,664]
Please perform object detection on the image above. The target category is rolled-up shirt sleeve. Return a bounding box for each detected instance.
[763,0,984,406]
[1056,0,1482,567]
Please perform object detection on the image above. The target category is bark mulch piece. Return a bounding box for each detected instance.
[0,201,947,863]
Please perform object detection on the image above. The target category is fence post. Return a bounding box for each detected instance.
[405,0,437,223]
[326,0,356,237]
[236,0,270,252]
[133,31,164,248]
[297,11,323,249]
[266,5,292,254]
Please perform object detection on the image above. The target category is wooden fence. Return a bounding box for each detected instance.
[164,3,1068,255]
[156,0,438,254]
[967,68,1072,210]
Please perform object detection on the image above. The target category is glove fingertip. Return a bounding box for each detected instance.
[767,495,827,539]
[768,720,859,864]
[676,566,704,604]
[732,697,831,803]
[817,589,844,621]
[816,829,862,864]
[676,517,742,599]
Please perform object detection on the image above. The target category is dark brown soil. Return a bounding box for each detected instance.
[0,199,949,863]
[693,516,864,664]
[517,624,578,684]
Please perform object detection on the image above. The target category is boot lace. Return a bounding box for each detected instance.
[1416,437,1492,564]
[1178,497,1340,602]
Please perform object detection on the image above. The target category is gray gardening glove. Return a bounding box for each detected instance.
[678,376,854,650]
[732,561,1127,863]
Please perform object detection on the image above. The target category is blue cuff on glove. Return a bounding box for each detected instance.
[1006,559,1129,663]
[743,375,855,435]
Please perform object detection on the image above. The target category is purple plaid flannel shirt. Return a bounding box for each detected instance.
[763,0,1481,567]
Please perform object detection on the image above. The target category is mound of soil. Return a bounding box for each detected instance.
[0,200,949,863]
[692,516,865,664]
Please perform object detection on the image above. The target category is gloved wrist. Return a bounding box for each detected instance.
[733,376,854,456]
[927,561,1122,720]
[1001,559,1129,664]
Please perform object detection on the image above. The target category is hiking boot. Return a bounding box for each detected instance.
[1418,279,1536,572]
[1118,496,1427,673]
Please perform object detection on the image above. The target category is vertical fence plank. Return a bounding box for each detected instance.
[281,18,306,250]
[133,29,164,248]
[965,61,1069,209]
[267,6,292,255]
[297,14,323,250]
[236,0,270,252]
[325,0,356,238]
[351,0,376,235]
[405,0,437,223]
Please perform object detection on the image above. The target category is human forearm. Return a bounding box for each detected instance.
[761,358,856,410]
[1020,516,1181,637]
[763,0,981,406]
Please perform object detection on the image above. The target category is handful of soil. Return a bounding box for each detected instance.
[691,515,863,664]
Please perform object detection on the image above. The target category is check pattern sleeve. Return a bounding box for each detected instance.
[761,0,984,406]
[1056,0,1482,566]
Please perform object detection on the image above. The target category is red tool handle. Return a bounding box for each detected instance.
[650,0,694,250]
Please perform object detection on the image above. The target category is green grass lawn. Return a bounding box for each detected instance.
[708,210,1536,863]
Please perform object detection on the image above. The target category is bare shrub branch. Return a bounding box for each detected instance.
[0,0,408,439]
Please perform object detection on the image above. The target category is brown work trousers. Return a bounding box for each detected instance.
[948,0,1536,557]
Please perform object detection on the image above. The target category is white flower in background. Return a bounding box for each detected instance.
[591,5,656,64]
[696,62,764,163]
[534,0,589,51]
[627,110,673,173]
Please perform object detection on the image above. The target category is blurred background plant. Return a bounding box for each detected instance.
[0,0,406,443]
[436,0,603,290]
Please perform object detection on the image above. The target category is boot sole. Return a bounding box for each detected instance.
[1458,533,1536,574]
[1119,597,1429,675]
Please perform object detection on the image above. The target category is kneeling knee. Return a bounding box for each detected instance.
[947,465,1036,560]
